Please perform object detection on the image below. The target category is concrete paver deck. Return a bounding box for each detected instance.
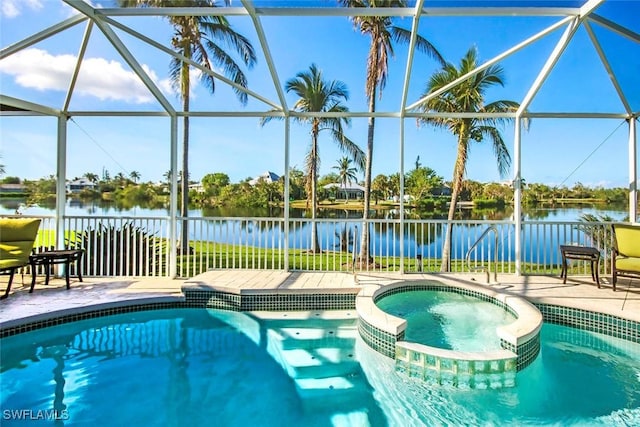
[1,270,638,329]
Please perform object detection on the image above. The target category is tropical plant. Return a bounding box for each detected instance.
[83,172,99,183]
[129,171,141,183]
[120,0,257,254]
[577,213,620,251]
[417,46,520,272]
[114,172,127,186]
[338,0,445,263]
[68,222,164,276]
[332,156,359,200]
[406,166,443,201]
[371,174,390,202]
[201,172,230,196]
[261,63,365,253]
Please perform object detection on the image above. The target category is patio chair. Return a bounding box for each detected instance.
[611,223,640,291]
[0,218,41,299]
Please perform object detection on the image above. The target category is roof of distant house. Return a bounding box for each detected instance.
[323,182,365,192]
[249,171,280,185]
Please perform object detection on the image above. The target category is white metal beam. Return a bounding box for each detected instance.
[63,21,94,113]
[517,17,580,115]
[399,115,406,274]
[0,95,60,116]
[420,7,580,17]
[523,112,629,119]
[513,117,523,276]
[588,14,640,44]
[630,118,638,223]
[96,6,582,18]
[284,117,290,271]
[517,0,604,114]
[103,16,282,111]
[55,116,67,251]
[584,21,632,115]
[0,14,87,60]
[579,0,605,18]
[240,0,288,112]
[96,7,414,17]
[63,0,175,115]
[407,16,573,111]
[399,0,424,114]
[52,110,635,120]
[169,116,178,278]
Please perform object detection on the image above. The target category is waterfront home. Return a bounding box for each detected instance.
[65,178,96,194]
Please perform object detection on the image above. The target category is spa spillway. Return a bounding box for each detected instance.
[356,280,543,389]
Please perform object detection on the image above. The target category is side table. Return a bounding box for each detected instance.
[29,249,84,292]
[559,245,600,288]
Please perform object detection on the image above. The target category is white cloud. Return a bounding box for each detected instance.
[0,48,175,105]
[1,0,43,18]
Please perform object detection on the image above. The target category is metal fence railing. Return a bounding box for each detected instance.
[4,215,616,279]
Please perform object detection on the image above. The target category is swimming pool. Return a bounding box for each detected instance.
[1,308,639,426]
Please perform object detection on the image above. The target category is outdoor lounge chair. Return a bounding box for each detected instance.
[0,218,41,299]
[611,223,640,291]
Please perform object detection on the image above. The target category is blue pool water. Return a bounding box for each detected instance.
[375,290,517,351]
[1,308,639,426]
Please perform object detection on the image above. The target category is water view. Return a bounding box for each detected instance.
[0,198,629,222]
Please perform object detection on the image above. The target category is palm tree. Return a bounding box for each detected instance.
[129,171,141,183]
[338,0,445,263]
[261,64,365,253]
[120,0,256,253]
[333,157,359,200]
[83,172,99,183]
[417,47,520,272]
[114,172,127,187]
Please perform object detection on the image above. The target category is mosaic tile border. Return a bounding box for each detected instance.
[183,289,357,311]
[535,303,640,344]
[395,346,517,389]
[373,283,517,318]
[0,301,186,338]
[358,315,404,359]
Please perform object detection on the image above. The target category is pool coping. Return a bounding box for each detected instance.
[1,272,638,345]
[0,295,185,337]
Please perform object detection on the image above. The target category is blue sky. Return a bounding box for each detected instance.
[0,0,638,188]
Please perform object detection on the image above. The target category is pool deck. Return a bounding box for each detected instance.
[1,270,639,329]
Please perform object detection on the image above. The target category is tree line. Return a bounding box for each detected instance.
[1,168,627,210]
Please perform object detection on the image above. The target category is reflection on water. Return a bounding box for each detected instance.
[0,198,628,221]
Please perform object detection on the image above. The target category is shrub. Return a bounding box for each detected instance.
[68,222,164,276]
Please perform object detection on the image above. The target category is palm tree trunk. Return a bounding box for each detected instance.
[359,93,376,264]
[311,128,320,253]
[440,134,468,272]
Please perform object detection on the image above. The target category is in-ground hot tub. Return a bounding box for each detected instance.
[356,280,543,389]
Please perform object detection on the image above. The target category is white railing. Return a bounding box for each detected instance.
[5,215,615,279]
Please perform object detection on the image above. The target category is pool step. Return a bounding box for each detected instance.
[271,347,360,379]
[293,375,375,412]
[263,319,372,413]
[207,308,371,414]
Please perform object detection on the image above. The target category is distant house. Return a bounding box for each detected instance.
[66,178,96,194]
[431,185,451,196]
[249,171,280,186]
[0,183,26,195]
[323,182,365,200]
[189,182,204,193]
